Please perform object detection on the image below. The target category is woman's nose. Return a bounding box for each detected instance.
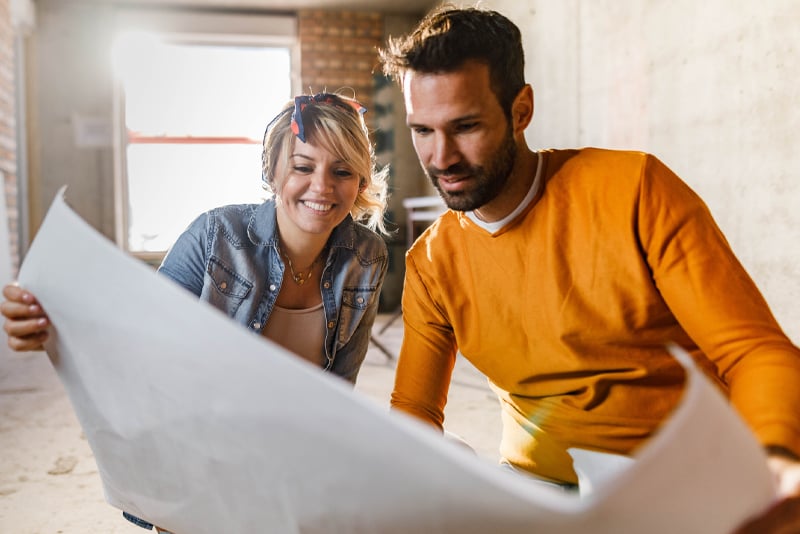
[309,170,334,193]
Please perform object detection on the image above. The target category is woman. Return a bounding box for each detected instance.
[2,92,390,533]
[155,91,390,383]
[4,92,389,382]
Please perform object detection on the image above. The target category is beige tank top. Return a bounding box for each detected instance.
[262,302,326,367]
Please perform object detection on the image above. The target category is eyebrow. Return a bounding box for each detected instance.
[290,153,348,165]
[407,113,482,129]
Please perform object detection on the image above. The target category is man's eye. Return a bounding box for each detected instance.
[455,122,478,132]
[412,127,432,135]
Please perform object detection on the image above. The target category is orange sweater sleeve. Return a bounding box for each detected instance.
[390,250,458,431]
[639,154,800,455]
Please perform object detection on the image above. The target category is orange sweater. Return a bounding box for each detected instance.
[393,148,800,484]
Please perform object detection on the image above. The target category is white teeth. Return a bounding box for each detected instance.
[303,201,332,212]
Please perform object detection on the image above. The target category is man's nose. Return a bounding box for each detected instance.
[430,133,461,171]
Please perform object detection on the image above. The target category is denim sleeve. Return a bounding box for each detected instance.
[330,255,388,383]
[122,511,153,529]
[157,212,211,297]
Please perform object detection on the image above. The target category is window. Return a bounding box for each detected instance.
[111,12,296,260]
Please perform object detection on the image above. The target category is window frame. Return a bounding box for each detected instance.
[111,9,298,263]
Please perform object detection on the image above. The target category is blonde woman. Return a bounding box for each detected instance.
[4,92,389,380]
[156,92,390,382]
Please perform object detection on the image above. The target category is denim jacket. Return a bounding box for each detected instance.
[158,199,388,384]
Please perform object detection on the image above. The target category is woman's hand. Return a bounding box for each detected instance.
[1,283,50,351]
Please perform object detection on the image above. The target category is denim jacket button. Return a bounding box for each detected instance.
[327,321,335,329]
[253,323,261,329]
[323,281,331,289]
[356,297,364,304]
[269,284,277,291]
[220,281,228,289]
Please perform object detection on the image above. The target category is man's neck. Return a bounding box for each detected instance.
[473,149,539,222]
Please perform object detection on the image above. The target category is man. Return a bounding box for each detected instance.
[379,5,800,530]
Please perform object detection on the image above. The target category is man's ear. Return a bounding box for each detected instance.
[512,84,534,134]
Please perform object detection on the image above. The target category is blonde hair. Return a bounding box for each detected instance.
[261,94,390,235]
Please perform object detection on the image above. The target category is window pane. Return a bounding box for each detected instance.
[124,43,291,137]
[118,39,292,253]
[127,143,266,252]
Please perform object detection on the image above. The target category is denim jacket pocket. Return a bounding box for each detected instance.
[337,287,376,345]
[342,287,375,310]
[204,256,253,316]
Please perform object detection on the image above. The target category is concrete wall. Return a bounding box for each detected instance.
[26,0,117,239]
[1,0,16,272]
[2,0,33,273]
[483,0,800,343]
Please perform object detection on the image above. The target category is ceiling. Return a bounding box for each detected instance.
[84,0,436,15]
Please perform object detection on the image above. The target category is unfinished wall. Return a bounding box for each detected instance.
[299,9,404,309]
[1,0,17,271]
[485,0,800,343]
[24,1,430,309]
[26,0,117,241]
[297,10,382,110]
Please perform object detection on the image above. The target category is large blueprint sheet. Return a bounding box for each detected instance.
[18,190,777,533]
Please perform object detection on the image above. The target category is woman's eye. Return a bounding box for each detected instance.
[334,168,354,178]
[293,165,312,173]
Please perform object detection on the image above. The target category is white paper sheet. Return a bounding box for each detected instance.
[17,188,777,534]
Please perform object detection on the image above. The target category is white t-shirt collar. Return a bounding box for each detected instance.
[466,151,543,233]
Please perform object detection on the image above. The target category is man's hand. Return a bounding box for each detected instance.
[1,283,50,351]
[769,453,800,497]
[733,451,800,533]
[733,496,800,534]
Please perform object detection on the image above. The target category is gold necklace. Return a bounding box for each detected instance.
[280,246,324,286]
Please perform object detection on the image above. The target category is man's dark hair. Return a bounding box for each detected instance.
[379,4,525,118]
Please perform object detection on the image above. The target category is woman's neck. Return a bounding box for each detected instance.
[278,237,328,271]
[274,222,329,309]
[275,211,332,268]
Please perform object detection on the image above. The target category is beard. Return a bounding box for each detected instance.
[424,128,517,212]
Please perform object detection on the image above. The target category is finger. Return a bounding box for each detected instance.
[6,331,48,352]
[0,299,47,320]
[3,316,49,338]
[2,283,34,303]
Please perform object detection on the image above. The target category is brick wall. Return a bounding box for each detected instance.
[299,10,410,311]
[0,0,19,273]
[298,10,383,114]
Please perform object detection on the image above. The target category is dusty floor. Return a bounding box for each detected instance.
[0,314,502,533]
